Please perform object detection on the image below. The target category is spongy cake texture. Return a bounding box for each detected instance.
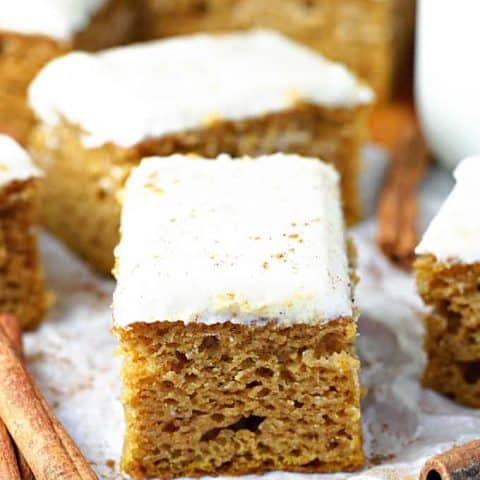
[117,320,363,478]
[416,257,480,407]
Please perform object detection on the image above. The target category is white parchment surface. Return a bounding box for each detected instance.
[24,147,480,480]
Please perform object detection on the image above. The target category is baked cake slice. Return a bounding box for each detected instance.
[113,153,363,478]
[29,29,373,274]
[139,0,416,101]
[0,0,137,143]
[415,156,480,407]
[0,135,47,330]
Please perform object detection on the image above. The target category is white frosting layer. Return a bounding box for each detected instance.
[113,154,353,328]
[0,0,106,41]
[416,156,480,263]
[0,135,43,188]
[29,29,374,149]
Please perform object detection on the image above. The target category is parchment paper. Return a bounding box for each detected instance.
[25,146,480,480]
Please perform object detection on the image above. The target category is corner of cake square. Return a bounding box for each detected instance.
[0,134,47,330]
[0,0,137,143]
[415,155,480,407]
[113,153,363,478]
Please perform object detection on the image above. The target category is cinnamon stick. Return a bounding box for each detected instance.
[0,422,21,479]
[1,315,90,479]
[376,118,429,270]
[0,314,22,354]
[0,316,97,479]
[16,447,35,480]
[0,315,24,480]
[0,315,34,480]
[419,440,480,480]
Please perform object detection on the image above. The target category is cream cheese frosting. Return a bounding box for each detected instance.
[416,156,480,263]
[0,0,107,41]
[113,154,353,328]
[29,29,374,149]
[0,135,43,188]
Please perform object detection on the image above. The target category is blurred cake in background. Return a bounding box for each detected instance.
[0,0,415,145]
[0,134,47,330]
[0,0,138,144]
[138,0,416,101]
[28,30,373,274]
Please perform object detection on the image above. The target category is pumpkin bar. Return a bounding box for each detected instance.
[113,153,363,479]
[139,0,416,101]
[0,135,47,330]
[29,29,373,274]
[415,156,480,407]
[0,0,137,143]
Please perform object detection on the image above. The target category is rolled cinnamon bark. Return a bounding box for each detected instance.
[0,422,21,480]
[420,440,480,480]
[0,315,23,354]
[0,314,34,480]
[376,123,429,270]
[15,446,35,480]
[0,316,23,480]
[1,314,96,478]
[0,316,97,479]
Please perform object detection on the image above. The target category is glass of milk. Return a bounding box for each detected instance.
[415,0,480,170]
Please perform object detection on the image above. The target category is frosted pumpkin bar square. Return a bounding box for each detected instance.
[0,135,47,330]
[113,153,363,478]
[0,0,137,143]
[415,156,480,407]
[28,29,373,274]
